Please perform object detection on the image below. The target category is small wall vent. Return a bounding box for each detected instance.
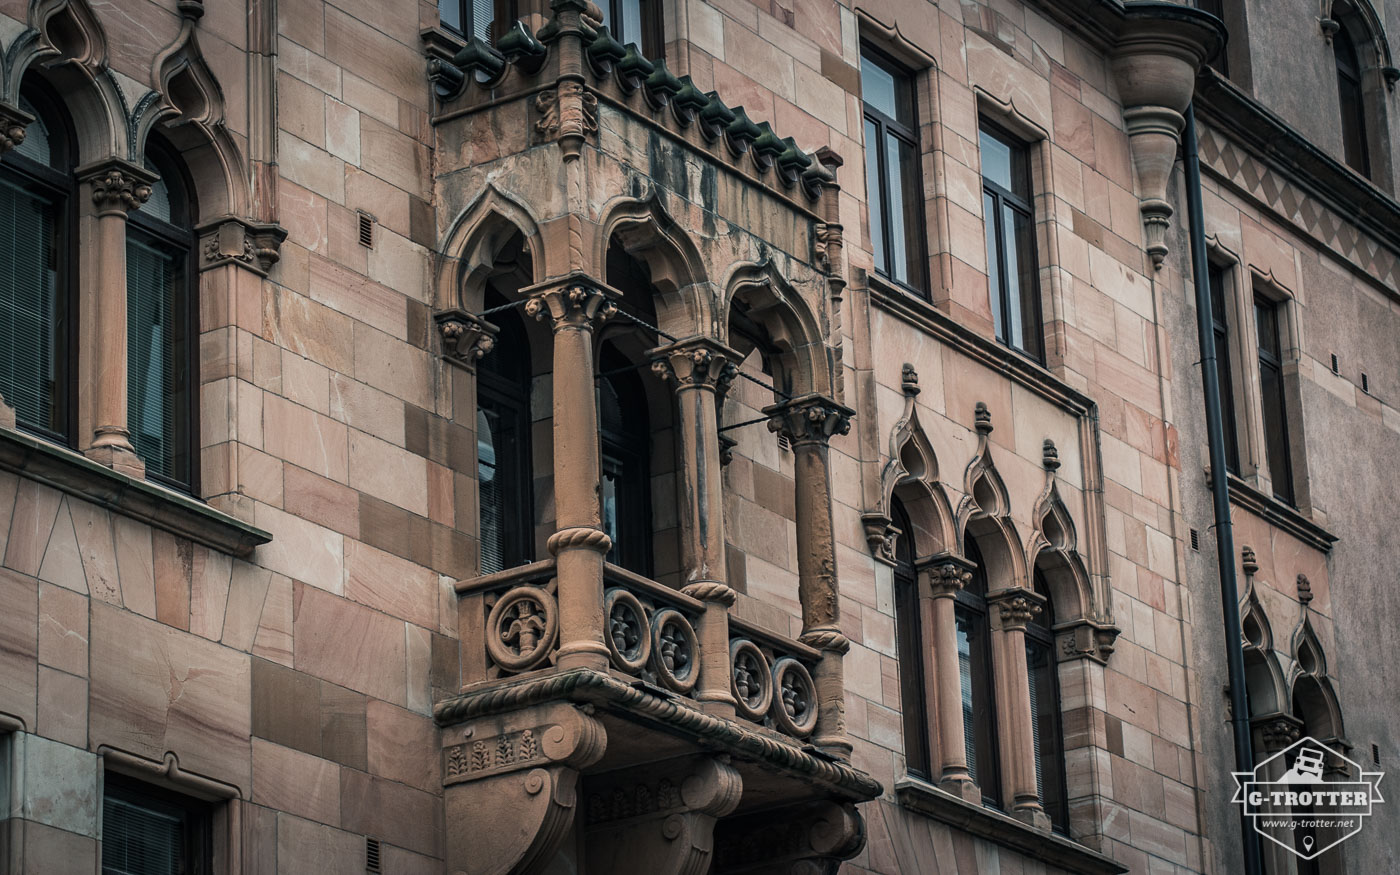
[1330,353,1339,374]
[1189,528,1201,551]
[777,433,792,453]
[366,836,382,873]
[358,213,375,248]
[1361,372,1370,394]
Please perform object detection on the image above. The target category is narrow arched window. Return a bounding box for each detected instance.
[892,499,932,780]
[957,535,1001,808]
[0,84,75,444]
[1027,569,1069,833]
[1334,25,1371,176]
[598,341,651,575]
[127,137,197,491]
[477,288,534,574]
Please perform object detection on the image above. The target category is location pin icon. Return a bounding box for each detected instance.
[1303,837,1315,853]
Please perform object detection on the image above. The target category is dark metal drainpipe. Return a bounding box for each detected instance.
[1182,104,1264,875]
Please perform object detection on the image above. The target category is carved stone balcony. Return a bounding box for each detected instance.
[439,561,879,874]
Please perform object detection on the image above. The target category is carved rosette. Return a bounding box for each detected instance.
[434,308,499,369]
[765,393,854,446]
[603,587,651,674]
[0,103,33,156]
[650,608,698,694]
[991,590,1047,630]
[83,161,157,216]
[486,585,560,673]
[649,336,740,398]
[729,639,773,722]
[770,657,818,738]
[197,217,287,275]
[525,280,617,331]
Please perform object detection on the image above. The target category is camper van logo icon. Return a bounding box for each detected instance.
[1232,737,1384,860]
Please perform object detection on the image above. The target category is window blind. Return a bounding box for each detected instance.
[0,175,59,432]
[126,233,179,480]
[102,795,182,875]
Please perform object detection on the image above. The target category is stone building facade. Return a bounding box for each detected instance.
[0,0,1394,872]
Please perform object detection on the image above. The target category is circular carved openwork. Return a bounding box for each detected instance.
[769,657,818,738]
[650,608,698,694]
[729,639,772,722]
[485,586,559,672]
[603,588,651,674]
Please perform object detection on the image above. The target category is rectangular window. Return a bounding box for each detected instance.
[1334,29,1371,177]
[439,0,517,42]
[600,0,663,57]
[102,775,212,875]
[980,122,1043,360]
[127,232,192,490]
[956,605,1001,809]
[861,46,926,293]
[1208,264,1241,474]
[1255,297,1294,504]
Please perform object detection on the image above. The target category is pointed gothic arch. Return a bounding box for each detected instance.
[720,258,832,400]
[435,185,545,311]
[955,402,1026,589]
[1026,438,1093,622]
[595,190,711,337]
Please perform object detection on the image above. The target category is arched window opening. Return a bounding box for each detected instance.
[477,286,535,575]
[127,136,197,491]
[958,534,1001,809]
[1,82,75,445]
[1027,568,1069,834]
[892,499,931,780]
[1334,22,1371,176]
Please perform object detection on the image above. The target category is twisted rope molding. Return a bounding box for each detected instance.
[680,580,738,606]
[433,668,882,800]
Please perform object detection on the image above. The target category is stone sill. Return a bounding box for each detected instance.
[0,426,271,558]
[895,777,1128,875]
[1205,468,1338,554]
[865,274,1097,417]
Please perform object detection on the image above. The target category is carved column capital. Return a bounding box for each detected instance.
[649,336,740,396]
[524,275,618,331]
[918,555,975,598]
[987,588,1045,632]
[1254,713,1304,753]
[763,393,854,445]
[435,309,500,370]
[0,102,34,156]
[79,158,158,216]
[196,216,287,275]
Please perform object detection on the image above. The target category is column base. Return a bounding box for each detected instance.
[937,775,982,804]
[85,443,146,479]
[1009,803,1052,832]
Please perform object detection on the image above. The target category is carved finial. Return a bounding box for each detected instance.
[1297,573,1314,605]
[1241,546,1258,576]
[974,402,993,435]
[900,363,919,396]
[1042,438,1060,471]
[177,0,205,21]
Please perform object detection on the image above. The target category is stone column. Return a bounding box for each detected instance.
[526,276,617,671]
[652,336,740,716]
[765,393,855,759]
[919,558,979,800]
[988,588,1049,830]
[78,158,157,477]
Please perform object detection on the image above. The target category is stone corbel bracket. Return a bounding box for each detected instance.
[441,701,608,875]
[712,799,865,874]
[1053,617,1121,664]
[0,102,35,156]
[1109,4,1224,268]
[196,216,287,275]
[435,308,500,370]
[584,755,743,875]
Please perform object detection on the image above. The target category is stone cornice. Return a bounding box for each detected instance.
[0,426,271,557]
[1194,67,1400,274]
[433,667,883,801]
[1216,470,1339,553]
[1026,0,1225,59]
[895,777,1128,874]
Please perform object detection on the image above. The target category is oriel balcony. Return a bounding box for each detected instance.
[423,0,880,871]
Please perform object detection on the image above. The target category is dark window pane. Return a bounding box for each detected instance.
[1255,299,1293,504]
[1208,265,1240,473]
[895,137,924,288]
[1335,29,1370,175]
[1027,638,1068,832]
[102,778,208,875]
[472,0,494,40]
[0,175,62,435]
[127,232,190,485]
[864,118,886,276]
[983,191,1003,341]
[894,559,930,776]
[1008,204,1039,356]
[1255,297,1279,357]
[884,132,908,284]
[621,0,642,47]
[439,0,462,33]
